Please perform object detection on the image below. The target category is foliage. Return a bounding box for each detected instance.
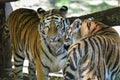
[48,0,117,16]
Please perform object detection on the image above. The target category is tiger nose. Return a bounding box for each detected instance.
[47,22,59,38]
[49,21,58,31]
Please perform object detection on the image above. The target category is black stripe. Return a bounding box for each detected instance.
[96,26,110,34]
[88,37,96,71]
[103,61,106,80]
[106,42,113,65]
[78,43,82,57]
[63,20,65,29]
[19,15,35,33]
[96,36,105,57]
[67,50,72,58]
[43,37,56,57]
[65,72,74,79]
[100,30,117,36]
[111,66,119,80]
[23,18,39,46]
[91,27,96,33]
[14,51,24,68]
[80,54,89,73]
[40,60,50,73]
[14,63,24,67]
[84,40,88,54]
[96,36,103,47]
[87,63,95,73]
[15,11,30,31]
[102,37,107,56]
[88,38,95,68]
[26,50,30,60]
[19,46,23,52]
[73,48,77,66]
[106,38,110,52]
[62,54,67,59]
[28,62,35,72]
[46,43,53,55]
[112,51,119,70]
[14,52,25,63]
[92,37,102,79]
[15,69,23,75]
[69,57,77,71]
[41,46,53,62]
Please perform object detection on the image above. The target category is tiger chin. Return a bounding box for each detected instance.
[7,6,70,80]
[63,19,120,80]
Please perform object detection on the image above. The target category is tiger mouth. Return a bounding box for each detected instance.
[48,38,63,44]
[47,34,63,42]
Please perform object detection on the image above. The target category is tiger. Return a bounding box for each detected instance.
[63,19,120,80]
[65,18,95,45]
[7,6,70,80]
[64,18,82,43]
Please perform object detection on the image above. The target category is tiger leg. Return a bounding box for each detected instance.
[35,56,46,80]
[28,60,36,80]
[14,50,25,80]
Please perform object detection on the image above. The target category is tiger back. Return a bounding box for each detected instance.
[63,19,120,80]
[7,6,70,80]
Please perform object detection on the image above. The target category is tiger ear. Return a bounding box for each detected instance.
[37,8,46,18]
[37,8,46,14]
[73,19,82,28]
[59,6,68,16]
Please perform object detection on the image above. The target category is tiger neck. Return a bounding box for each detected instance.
[41,36,64,56]
[73,29,81,43]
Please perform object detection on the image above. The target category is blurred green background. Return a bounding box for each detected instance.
[10,0,120,34]
[10,0,118,17]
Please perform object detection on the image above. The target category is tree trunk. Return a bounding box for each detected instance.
[0,0,18,3]
[0,3,12,78]
[68,7,120,26]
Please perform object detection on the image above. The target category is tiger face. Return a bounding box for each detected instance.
[66,19,82,43]
[64,18,104,44]
[37,6,70,43]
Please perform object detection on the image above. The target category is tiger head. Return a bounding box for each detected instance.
[37,6,70,43]
[65,18,82,43]
[64,19,107,47]
[66,19,107,39]
[81,19,107,37]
